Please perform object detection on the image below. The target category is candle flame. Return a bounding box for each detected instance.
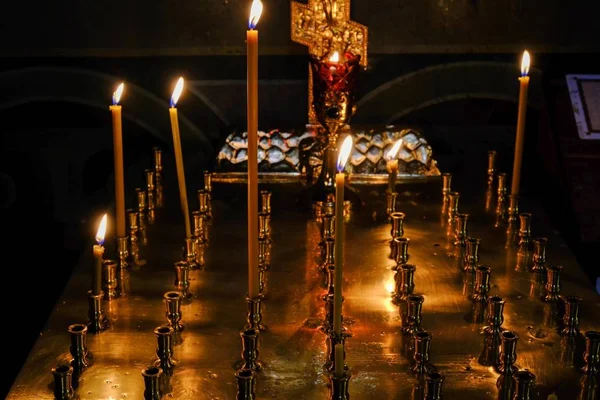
[386,139,403,160]
[96,214,107,245]
[520,50,530,77]
[170,77,184,107]
[329,51,340,63]
[336,136,353,172]
[112,82,124,105]
[248,0,263,29]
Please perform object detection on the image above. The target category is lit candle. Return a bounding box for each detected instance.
[168,77,192,239]
[247,0,263,299]
[385,139,402,193]
[510,50,531,196]
[93,214,107,296]
[334,343,344,378]
[333,136,353,336]
[109,83,126,238]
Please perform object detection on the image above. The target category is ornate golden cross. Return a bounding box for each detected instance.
[291,0,368,123]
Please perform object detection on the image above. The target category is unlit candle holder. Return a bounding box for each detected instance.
[142,366,162,400]
[447,192,460,229]
[235,368,257,400]
[261,190,272,214]
[386,191,398,218]
[485,295,506,337]
[424,372,444,400]
[68,323,90,379]
[441,173,452,201]
[192,210,207,247]
[329,369,351,400]
[582,330,600,376]
[518,213,532,248]
[146,169,155,193]
[507,195,519,225]
[147,190,156,224]
[320,213,335,255]
[197,189,211,221]
[154,325,176,375]
[403,294,425,336]
[531,237,547,273]
[258,212,271,242]
[542,265,563,302]
[497,173,507,197]
[390,212,405,241]
[240,328,262,371]
[127,209,145,266]
[411,330,436,377]
[323,201,335,217]
[463,237,480,273]
[164,291,184,332]
[102,259,118,300]
[393,237,410,267]
[174,261,191,299]
[87,290,108,333]
[562,295,582,337]
[184,238,199,270]
[496,331,519,399]
[454,213,469,247]
[258,237,271,269]
[512,370,535,400]
[472,265,492,303]
[51,364,74,400]
[394,264,416,302]
[246,296,266,331]
[153,147,162,172]
[487,151,496,184]
[117,236,129,270]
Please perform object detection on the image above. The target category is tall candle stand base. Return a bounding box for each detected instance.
[329,369,351,400]
[117,236,129,270]
[51,364,74,400]
[245,296,266,332]
[240,328,263,371]
[235,368,257,400]
[87,290,109,333]
[184,238,199,270]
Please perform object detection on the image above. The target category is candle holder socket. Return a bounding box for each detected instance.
[184,238,199,270]
[562,295,582,337]
[447,192,460,227]
[512,370,535,400]
[497,173,507,197]
[582,330,600,376]
[487,150,497,179]
[246,296,266,331]
[147,190,156,224]
[498,330,519,375]
[51,364,74,400]
[240,328,262,371]
[484,295,506,336]
[164,291,184,332]
[142,366,162,400]
[258,212,271,242]
[197,189,211,220]
[203,170,213,192]
[153,147,162,172]
[386,191,398,218]
[68,323,90,379]
[174,261,191,299]
[508,195,519,224]
[532,237,547,273]
[87,290,108,333]
[518,213,532,248]
[261,190,272,214]
[411,330,436,377]
[153,325,176,375]
[192,210,207,246]
[424,371,444,400]
[393,237,410,267]
[454,213,469,247]
[323,201,335,217]
[403,294,425,336]
[329,369,351,400]
[102,259,118,300]
[325,332,347,373]
[117,236,129,270]
[390,212,405,240]
[236,368,257,400]
[259,264,268,296]
[145,169,155,192]
[394,264,415,302]
[127,209,145,266]
[472,265,492,303]
[136,188,147,220]
[441,173,452,199]
[463,237,480,273]
[542,265,563,302]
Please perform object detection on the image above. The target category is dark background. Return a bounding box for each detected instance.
[2,0,600,397]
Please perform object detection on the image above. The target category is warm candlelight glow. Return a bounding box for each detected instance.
[112,82,124,105]
[96,214,107,245]
[385,139,403,161]
[336,136,353,172]
[329,51,340,63]
[170,77,184,107]
[248,0,263,29]
[520,50,530,77]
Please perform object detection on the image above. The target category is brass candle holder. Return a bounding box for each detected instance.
[245,296,266,331]
[518,212,532,248]
[203,171,213,216]
[320,213,335,255]
[386,191,398,218]
[259,263,268,297]
[582,330,600,376]
[507,194,519,224]
[192,210,207,247]
[411,330,436,377]
[258,237,271,269]
[68,324,90,379]
[531,237,547,273]
[393,237,410,267]
[497,173,507,198]
[87,290,108,333]
[472,265,491,303]
[235,368,257,400]
[512,370,535,400]
[147,189,156,225]
[447,192,460,228]
[117,236,129,270]
[463,237,480,273]
[258,212,271,242]
[454,213,469,247]
[240,328,262,371]
[153,147,162,173]
[542,265,563,302]
[136,188,147,223]
[441,173,452,201]
[393,263,415,302]
[323,200,335,217]
[329,369,351,400]
[141,366,162,400]
[102,259,118,300]
[146,169,156,193]
[321,238,335,273]
[562,295,582,337]
[424,372,444,400]
[174,261,191,299]
[164,291,184,332]
[325,332,348,373]
[51,365,74,400]
[184,238,199,270]
[324,264,335,299]
[496,330,519,399]
[197,189,211,220]
[261,190,272,214]
[390,211,405,241]
[314,201,324,220]
[403,294,425,336]
[127,209,145,266]
[153,325,176,375]
[322,292,335,333]
[487,150,496,184]
[485,295,506,337]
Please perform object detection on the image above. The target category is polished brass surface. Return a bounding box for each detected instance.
[7,170,600,400]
